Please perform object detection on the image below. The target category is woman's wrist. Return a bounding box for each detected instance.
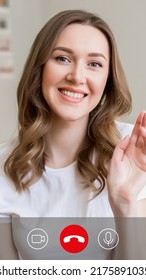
[108,195,138,217]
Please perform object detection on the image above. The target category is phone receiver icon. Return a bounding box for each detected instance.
[63,235,85,243]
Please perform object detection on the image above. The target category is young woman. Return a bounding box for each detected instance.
[0,10,146,259]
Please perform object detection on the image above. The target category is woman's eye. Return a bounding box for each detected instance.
[89,61,102,68]
[55,56,70,63]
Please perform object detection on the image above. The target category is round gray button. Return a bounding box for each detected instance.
[97,228,119,250]
[27,228,48,250]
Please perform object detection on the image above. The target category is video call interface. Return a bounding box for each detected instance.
[1,217,146,260]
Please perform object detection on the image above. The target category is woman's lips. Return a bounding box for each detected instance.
[58,88,88,103]
[60,89,85,98]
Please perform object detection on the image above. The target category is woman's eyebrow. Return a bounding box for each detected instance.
[53,46,107,60]
[53,46,73,53]
[88,52,107,61]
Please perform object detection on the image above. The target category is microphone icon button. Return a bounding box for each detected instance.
[97,228,119,250]
[103,231,114,246]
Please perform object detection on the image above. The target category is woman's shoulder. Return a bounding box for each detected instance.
[0,139,19,217]
[0,138,17,168]
[0,171,19,219]
[0,139,17,191]
[0,138,17,152]
[115,120,134,138]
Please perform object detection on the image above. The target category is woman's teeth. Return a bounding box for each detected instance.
[61,90,85,99]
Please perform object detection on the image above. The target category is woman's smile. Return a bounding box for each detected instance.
[58,87,88,103]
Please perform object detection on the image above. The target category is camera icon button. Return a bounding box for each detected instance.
[27,228,48,250]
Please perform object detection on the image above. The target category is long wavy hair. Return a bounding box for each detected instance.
[4,10,132,193]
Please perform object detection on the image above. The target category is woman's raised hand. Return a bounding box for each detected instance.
[107,111,146,216]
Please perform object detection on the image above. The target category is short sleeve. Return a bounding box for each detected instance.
[0,140,18,221]
[137,185,146,200]
[116,121,134,139]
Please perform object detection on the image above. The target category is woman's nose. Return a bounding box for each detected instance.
[66,64,86,85]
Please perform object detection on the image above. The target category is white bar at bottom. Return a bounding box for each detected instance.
[0,260,146,280]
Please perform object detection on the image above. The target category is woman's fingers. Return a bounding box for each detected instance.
[140,113,146,154]
[111,136,130,162]
[130,111,145,146]
[136,112,146,153]
[127,111,146,155]
[110,111,146,171]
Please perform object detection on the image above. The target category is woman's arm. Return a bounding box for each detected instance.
[0,223,19,259]
[107,111,146,217]
[107,111,146,259]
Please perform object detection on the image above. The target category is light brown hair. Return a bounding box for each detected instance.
[4,10,132,193]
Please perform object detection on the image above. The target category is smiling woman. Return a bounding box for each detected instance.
[0,10,146,260]
[3,10,132,193]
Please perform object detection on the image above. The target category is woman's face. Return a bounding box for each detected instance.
[42,23,110,123]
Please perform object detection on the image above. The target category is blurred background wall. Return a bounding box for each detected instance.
[0,0,146,143]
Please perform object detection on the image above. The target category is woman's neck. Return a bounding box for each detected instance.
[45,116,88,168]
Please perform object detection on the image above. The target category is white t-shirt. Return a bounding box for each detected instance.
[1,121,142,219]
[0,121,146,259]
